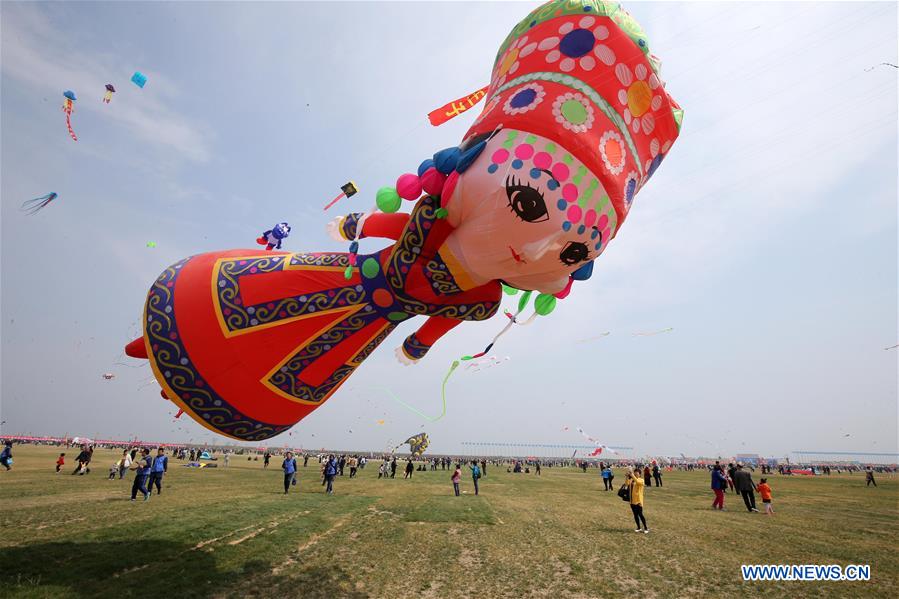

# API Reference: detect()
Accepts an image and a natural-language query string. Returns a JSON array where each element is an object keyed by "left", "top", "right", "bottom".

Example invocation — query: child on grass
[
  {"left": 109, "top": 463, "right": 118, "bottom": 479},
  {"left": 757, "top": 478, "right": 774, "bottom": 515},
  {"left": 56, "top": 453, "right": 65, "bottom": 473},
  {"left": 452, "top": 464, "right": 462, "bottom": 497}
]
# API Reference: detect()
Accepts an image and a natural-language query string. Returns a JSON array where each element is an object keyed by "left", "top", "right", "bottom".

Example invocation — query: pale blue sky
[{"left": 1, "top": 1, "right": 896, "bottom": 458}]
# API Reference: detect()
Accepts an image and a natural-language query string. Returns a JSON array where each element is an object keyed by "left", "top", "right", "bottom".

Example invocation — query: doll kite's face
[{"left": 446, "top": 130, "right": 616, "bottom": 294}]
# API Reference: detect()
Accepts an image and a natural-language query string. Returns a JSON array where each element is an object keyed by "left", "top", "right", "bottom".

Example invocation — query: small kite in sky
[
  {"left": 256, "top": 222, "right": 291, "bottom": 250},
  {"left": 101, "top": 373, "right": 115, "bottom": 380},
  {"left": 633, "top": 327, "right": 674, "bottom": 337},
  {"left": 103, "top": 84, "right": 116, "bottom": 104},
  {"left": 21, "top": 192, "right": 58, "bottom": 215},
  {"left": 62, "top": 90, "right": 77, "bottom": 141},
  {"left": 323, "top": 181, "right": 359, "bottom": 211},
  {"left": 131, "top": 72, "right": 147, "bottom": 88},
  {"left": 577, "top": 332, "right": 611, "bottom": 343},
  {"left": 146, "top": 241, "right": 157, "bottom": 248}
]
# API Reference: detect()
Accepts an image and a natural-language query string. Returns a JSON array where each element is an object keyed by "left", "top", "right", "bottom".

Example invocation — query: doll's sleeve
[
  {"left": 399, "top": 316, "right": 462, "bottom": 362},
  {"left": 333, "top": 212, "right": 411, "bottom": 241}
]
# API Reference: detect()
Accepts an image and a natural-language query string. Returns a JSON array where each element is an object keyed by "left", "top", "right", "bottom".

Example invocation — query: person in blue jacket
[
  {"left": 324, "top": 455, "right": 337, "bottom": 495},
  {"left": 282, "top": 452, "right": 298, "bottom": 494},
  {"left": 469, "top": 460, "right": 481, "bottom": 496},
  {"left": 0, "top": 442, "right": 12, "bottom": 471},
  {"left": 711, "top": 464, "right": 727, "bottom": 510},
  {"left": 148, "top": 448, "right": 168, "bottom": 495},
  {"left": 131, "top": 448, "right": 152, "bottom": 501}
]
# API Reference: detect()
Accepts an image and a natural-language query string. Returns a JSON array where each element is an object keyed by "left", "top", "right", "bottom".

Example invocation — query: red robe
[{"left": 127, "top": 196, "right": 500, "bottom": 440}]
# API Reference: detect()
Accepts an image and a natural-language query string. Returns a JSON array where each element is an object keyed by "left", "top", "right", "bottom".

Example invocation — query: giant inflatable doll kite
[{"left": 125, "top": 0, "right": 682, "bottom": 440}]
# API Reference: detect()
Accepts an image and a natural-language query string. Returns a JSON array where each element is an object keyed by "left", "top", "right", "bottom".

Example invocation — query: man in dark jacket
[
  {"left": 71, "top": 445, "right": 91, "bottom": 475},
  {"left": 131, "top": 448, "right": 152, "bottom": 501},
  {"left": 324, "top": 455, "right": 337, "bottom": 494},
  {"left": 148, "top": 448, "right": 168, "bottom": 495},
  {"left": 733, "top": 463, "right": 758, "bottom": 512},
  {"left": 652, "top": 463, "right": 663, "bottom": 487}
]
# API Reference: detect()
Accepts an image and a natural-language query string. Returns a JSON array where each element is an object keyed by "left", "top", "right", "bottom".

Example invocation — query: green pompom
[
  {"left": 343, "top": 265, "right": 353, "bottom": 280},
  {"left": 501, "top": 284, "right": 519, "bottom": 296},
  {"left": 434, "top": 207, "right": 448, "bottom": 219},
  {"left": 534, "top": 293, "right": 557, "bottom": 316},
  {"left": 376, "top": 187, "right": 402, "bottom": 213}
]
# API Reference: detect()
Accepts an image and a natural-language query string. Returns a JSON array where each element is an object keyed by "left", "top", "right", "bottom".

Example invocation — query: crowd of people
[{"left": 0, "top": 437, "right": 893, "bottom": 533}]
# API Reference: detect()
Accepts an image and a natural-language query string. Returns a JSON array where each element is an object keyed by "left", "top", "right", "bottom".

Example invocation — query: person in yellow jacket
[{"left": 627, "top": 467, "right": 649, "bottom": 534}]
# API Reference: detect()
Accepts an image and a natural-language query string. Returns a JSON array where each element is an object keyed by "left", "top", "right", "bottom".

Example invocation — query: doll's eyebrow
[{"left": 539, "top": 169, "right": 559, "bottom": 185}]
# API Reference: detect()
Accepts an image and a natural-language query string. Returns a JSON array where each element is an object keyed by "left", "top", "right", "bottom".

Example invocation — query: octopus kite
[
  {"left": 21, "top": 192, "right": 58, "bottom": 215},
  {"left": 62, "top": 90, "right": 77, "bottom": 141},
  {"left": 125, "top": 0, "right": 682, "bottom": 441}
]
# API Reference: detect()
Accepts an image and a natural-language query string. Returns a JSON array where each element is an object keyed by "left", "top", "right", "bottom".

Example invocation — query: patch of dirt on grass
[{"left": 271, "top": 516, "right": 350, "bottom": 575}]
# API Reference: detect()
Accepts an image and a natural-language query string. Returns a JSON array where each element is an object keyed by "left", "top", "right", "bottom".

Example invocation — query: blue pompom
[
  {"left": 455, "top": 140, "right": 487, "bottom": 174},
  {"left": 349, "top": 241, "right": 359, "bottom": 253},
  {"left": 571, "top": 261, "right": 594, "bottom": 281},
  {"left": 417, "top": 159, "right": 435, "bottom": 177},
  {"left": 434, "top": 147, "right": 461, "bottom": 174}
]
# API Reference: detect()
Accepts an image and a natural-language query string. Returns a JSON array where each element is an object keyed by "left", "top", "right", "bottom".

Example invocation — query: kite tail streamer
[
  {"left": 376, "top": 360, "right": 458, "bottom": 422},
  {"left": 65, "top": 112, "right": 77, "bottom": 142}
]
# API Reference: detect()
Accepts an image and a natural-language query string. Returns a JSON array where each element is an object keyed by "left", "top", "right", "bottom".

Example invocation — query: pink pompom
[
  {"left": 420, "top": 167, "right": 446, "bottom": 195},
  {"left": 441, "top": 171, "right": 460, "bottom": 207},
  {"left": 396, "top": 173, "right": 422, "bottom": 200},
  {"left": 348, "top": 254, "right": 357, "bottom": 266}
]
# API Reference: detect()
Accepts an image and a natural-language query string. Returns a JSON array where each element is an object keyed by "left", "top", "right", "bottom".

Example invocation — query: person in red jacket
[{"left": 56, "top": 453, "right": 65, "bottom": 473}]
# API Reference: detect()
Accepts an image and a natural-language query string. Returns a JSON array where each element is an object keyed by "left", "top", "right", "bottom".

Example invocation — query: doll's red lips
[{"left": 508, "top": 246, "right": 525, "bottom": 263}]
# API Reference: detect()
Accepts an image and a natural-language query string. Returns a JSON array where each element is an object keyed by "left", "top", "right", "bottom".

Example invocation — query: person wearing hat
[{"left": 733, "top": 463, "right": 759, "bottom": 512}]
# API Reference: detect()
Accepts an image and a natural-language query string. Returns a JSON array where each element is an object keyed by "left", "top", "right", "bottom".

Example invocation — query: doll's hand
[
  {"left": 326, "top": 217, "right": 347, "bottom": 242},
  {"left": 395, "top": 346, "right": 419, "bottom": 366}
]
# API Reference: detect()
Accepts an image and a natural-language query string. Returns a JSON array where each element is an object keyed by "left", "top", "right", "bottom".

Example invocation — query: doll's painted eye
[
  {"left": 505, "top": 175, "right": 548, "bottom": 223},
  {"left": 559, "top": 241, "right": 589, "bottom": 265}
]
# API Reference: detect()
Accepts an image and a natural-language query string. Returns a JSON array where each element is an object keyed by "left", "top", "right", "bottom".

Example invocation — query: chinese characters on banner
[{"left": 428, "top": 86, "right": 489, "bottom": 126}]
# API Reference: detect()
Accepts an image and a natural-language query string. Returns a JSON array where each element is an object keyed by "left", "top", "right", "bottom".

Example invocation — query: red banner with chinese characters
[{"left": 427, "top": 85, "right": 489, "bottom": 126}]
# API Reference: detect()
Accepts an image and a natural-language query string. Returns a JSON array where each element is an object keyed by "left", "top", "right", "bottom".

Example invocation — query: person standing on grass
[
  {"left": 601, "top": 465, "right": 612, "bottom": 490},
  {"left": 390, "top": 457, "right": 397, "bottom": 479},
  {"left": 404, "top": 459, "right": 414, "bottom": 479},
  {"left": 626, "top": 467, "right": 648, "bottom": 533},
  {"left": 756, "top": 478, "right": 774, "bottom": 515},
  {"left": 643, "top": 465, "right": 651, "bottom": 487},
  {"left": 481, "top": 459, "right": 487, "bottom": 478},
  {"left": 119, "top": 449, "right": 131, "bottom": 479},
  {"left": 733, "top": 463, "right": 759, "bottom": 512},
  {"left": 130, "top": 448, "right": 152, "bottom": 502},
  {"left": 348, "top": 456, "right": 358, "bottom": 478},
  {"left": 452, "top": 464, "right": 462, "bottom": 496},
  {"left": 303, "top": 454, "right": 309, "bottom": 468},
  {"left": 0, "top": 442, "right": 12, "bottom": 471},
  {"left": 535, "top": 461, "right": 541, "bottom": 476},
  {"left": 865, "top": 467, "right": 877, "bottom": 487},
  {"left": 652, "top": 463, "right": 663, "bottom": 487},
  {"left": 56, "top": 452, "right": 66, "bottom": 473},
  {"left": 711, "top": 464, "right": 727, "bottom": 510},
  {"left": 282, "top": 452, "right": 298, "bottom": 494},
  {"left": 148, "top": 448, "right": 168, "bottom": 495},
  {"left": 324, "top": 455, "right": 337, "bottom": 494},
  {"left": 470, "top": 461, "right": 482, "bottom": 496},
  {"left": 727, "top": 463, "right": 737, "bottom": 491}
]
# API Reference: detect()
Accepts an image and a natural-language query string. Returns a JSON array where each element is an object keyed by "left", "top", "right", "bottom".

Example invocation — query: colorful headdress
[{"left": 464, "top": 0, "right": 682, "bottom": 239}]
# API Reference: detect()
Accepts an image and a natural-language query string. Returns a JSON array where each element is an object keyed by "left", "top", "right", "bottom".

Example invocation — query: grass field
[{"left": 1, "top": 446, "right": 896, "bottom": 598}]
